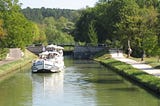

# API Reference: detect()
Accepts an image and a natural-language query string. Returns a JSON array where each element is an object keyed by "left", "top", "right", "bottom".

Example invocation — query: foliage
[
  {"left": 88, "top": 21, "right": 98, "bottom": 45},
  {"left": 135, "top": 0, "right": 160, "bottom": 8},
  {"left": 43, "top": 17, "right": 74, "bottom": 44},
  {"left": 21, "top": 7, "right": 80, "bottom": 23},
  {"left": 32, "top": 24, "right": 47, "bottom": 44},
  {"left": 1, "top": 0, "right": 160, "bottom": 59},
  {"left": 74, "top": 8, "right": 97, "bottom": 42},
  {"left": 74, "top": 0, "right": 160, "bottom": 58},
  {"left": 0, "top": 48, "right": 9, "bottom": 60},
  {"left": 2, "top": 11, "right": 39, "bottom": 49},
  {"left": 22, "top": 8, "right": 76, "bottom": 45},
  {"left": 0, "top": 0, "right": 44, "bottom": 49},
  {"left": 0, "top": 19, "right": 5, "bottom": 38},
  {"left": 113, "top": 0, "right": 139, "bottom": 48}
]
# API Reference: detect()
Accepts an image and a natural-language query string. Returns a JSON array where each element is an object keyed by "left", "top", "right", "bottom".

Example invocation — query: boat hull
[
  {"left": 32, "top": 69, "right": 62, "bottom": 73},
  {"left": 31, "top": 59, "right": 64, "bottom": 73}
]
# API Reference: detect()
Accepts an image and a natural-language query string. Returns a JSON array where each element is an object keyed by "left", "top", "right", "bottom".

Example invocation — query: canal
[{"left": 0, "top": 57, "right": 160, "bottom": 106}]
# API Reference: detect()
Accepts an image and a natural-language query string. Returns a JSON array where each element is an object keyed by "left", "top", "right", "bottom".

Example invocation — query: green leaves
[
  {"left": 43, "top": 16, "right": 74, "bottom": 44},
  {"left": 0, "top": 0, "right": 44, "bottom": 49},
  {"left": 0, "top": 19, "right": 5, "bottom": 38},
  {"left": 75, "top": 0, "right": 160, "bottom": 58},
  {"left": 88, "top": 21, "right": 98, "bottom": 45},
  {"left": 2, "top": 11, "right": 35, "bottom": 48}
]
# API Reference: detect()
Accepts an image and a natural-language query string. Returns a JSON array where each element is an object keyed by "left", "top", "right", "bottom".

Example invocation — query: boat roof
[
  {"left": 46, "top": 44, "right": 64, "bottom": 50},
  {"left": 48, "top": 51, "right": 60, "bottom": 55},
  {"left": 56, "top": 46, "right": 64, "bottom": 50},
  {"left": 46, "top": 44, "right": 57, "bottom": 48},
  {"left": 39, "top": 51, "right": 60, "bottom": 56},
  {"left": 39, "top": 51, "right": 49, "bottom": 55}
]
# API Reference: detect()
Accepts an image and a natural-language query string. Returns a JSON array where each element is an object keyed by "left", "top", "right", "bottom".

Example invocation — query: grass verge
[
  {"left": 94, "top": 52, "right": 160, "bottom": 95},
  {"left": 121, "top": 53, "right": 160, "bottom": 69},
  {"left": 0, "top": 49, "right": 37, "bottom": 77}
]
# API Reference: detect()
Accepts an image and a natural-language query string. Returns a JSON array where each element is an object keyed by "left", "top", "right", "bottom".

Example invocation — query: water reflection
[
  {"left": 31, "top": 72, "right": 64, "bottom": 106},
  {"left": 65, "top": 59, "right": 160, "bottom": 106},
  {"left": 0, "top": 69, "right": 32, "bottom": 106},
  {"left": 63, "top": 66, "right": 97, "bottom": 106},
  {"left": 0, "top": 59, "right": 160, "bottom": 106}
]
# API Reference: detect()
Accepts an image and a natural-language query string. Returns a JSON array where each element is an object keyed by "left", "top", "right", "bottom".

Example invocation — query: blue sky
[{"left": 19, "top": 0, "right": 98, "bottom": 9}]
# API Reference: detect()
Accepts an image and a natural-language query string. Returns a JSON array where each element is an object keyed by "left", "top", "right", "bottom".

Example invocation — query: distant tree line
[
  {"left": 73, "top": 0, "right": 160, "bottom": 58},
  {"left": 21, "top": 7, "right": 80, "bottom": 45},
  {"left": 21, "top": 7, "right": 80, "bottom": 23}
]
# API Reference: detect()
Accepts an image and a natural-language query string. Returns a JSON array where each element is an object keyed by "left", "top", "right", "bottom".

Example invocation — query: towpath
[
  {"left": 0, "top": 48, "right": 23, "bottom": 66},
  {"left": 109, "top": 49, "right": 160, "bottom": 77}
]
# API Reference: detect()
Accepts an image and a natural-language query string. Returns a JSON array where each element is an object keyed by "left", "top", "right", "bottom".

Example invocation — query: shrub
[{"left": 0, "top": 48, "right": 9, "bottom": 60}]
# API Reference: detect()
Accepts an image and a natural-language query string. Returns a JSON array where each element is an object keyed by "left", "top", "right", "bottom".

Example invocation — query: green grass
[
  {"left": 95, "top": 52, "right": 160, "bottom": 94},
  {"left": 128, "top": 55, "right": 160, "bottom": 69},
  {"left": 0, "top": 49, "right": 37, "bottom": 75}
]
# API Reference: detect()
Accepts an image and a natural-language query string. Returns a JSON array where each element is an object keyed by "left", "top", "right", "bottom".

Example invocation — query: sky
[{"left": 19, "top": 0, "right": 99, "bottom": 10}]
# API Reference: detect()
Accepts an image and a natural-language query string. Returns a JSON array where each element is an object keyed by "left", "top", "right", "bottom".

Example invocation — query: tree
[
  {"left": 43, "top": 16, "right": 74, "bottom": 44},
  {"left": 136, "top": 7, "right": 158, "bottom": 58},
  {"left": 0, "top": 19, "right": 5, "bottom": 47},
  {"left": 88, "top": 21, "right": 98, "bottom": 45},
  {"left": 135, "top": 0, "right": 160, "bottom": 8},
  {"left": 2, "top": 11, "right": 40, "bottom": 49},
  {"left": 110, "top": 0, "right": 140, "bottom": 50},
  {"left": 22, "top": 7, "right": 80, "bottom": 23},
  {"left": 0, "top": 0, "right": 43, "bottom": 49},
  {"left": 93, "top": 2, "right": 111, "bottom": 43},
  {"left": 0, "top": 0, "right": 21, "bottom": 12},
  {"left": 33, "top": 24, "right": 47, "bottom": 44},
  {"left": 98, "top": 0, "right": 112, "bottom": 3},
  {"left": 43, "top": 17, "right": 56, "bottom": 29},
  {"left": 74, "top": 8, "right": 97, "bottom": 43},
  {"left": 0, "top": 19, "right": 5, "bottom": 38}
]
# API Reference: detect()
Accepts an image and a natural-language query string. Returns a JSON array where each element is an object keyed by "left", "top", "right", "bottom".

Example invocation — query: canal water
[{"left": 0, "top": 57, "right": 160, "bottom": 106}]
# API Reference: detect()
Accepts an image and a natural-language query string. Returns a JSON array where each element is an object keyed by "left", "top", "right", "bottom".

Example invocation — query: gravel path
[
  {"left": 110, "top": 49, "right": 160, "bottom": 77},
  {"left": 0, "top": 48, "right": 23, "bottom": 66}
]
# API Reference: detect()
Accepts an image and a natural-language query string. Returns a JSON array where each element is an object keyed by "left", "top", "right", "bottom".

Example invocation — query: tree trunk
[
  {"left": 158, "top": 56, "right": 160, "bottom": 62},
  {"left": 128, "top": 39, "right": 131, "bottom": 48}
]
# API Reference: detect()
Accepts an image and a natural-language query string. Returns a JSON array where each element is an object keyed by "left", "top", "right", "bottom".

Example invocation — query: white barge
[{"left": 32, "top": 44, "right": 64, "bottom": 73}]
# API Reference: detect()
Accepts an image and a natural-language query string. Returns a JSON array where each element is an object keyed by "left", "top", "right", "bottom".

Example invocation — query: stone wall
[
  {"left": 27, "top": 45, "right": 107, "bottom": 59},
  {"left": 73, "top": 46, "right": 107, "bottom": 59}
]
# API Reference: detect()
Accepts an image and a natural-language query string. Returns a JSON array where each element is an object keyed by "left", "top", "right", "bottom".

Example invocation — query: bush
[{"left": 0, "top": 48, "right": 9, "bottom": 60}]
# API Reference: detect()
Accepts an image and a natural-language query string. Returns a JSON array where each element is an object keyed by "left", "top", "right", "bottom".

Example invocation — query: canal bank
[
  {"left": 0, "top": 49, "right": 37, "bottom": 79},
  {"left": 94, "top": 50, "right": 160, "bottom": 95}
]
